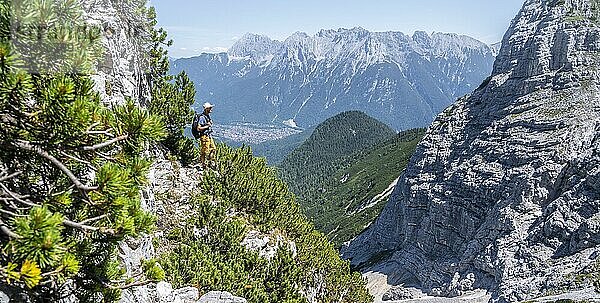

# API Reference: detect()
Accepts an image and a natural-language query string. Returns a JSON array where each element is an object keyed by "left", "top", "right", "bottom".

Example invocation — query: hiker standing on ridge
[{"left": 195, "top": 102, "right": 216, "bottom": 169}]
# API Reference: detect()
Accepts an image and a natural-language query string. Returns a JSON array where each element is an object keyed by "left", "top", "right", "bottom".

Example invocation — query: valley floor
[{"left": 364, "top": 271, "right": 600, "bottom": 303}]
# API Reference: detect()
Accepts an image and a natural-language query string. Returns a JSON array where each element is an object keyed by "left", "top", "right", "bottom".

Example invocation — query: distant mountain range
[{"left": 171, "top": 28, "right": 497, "bottom": 130}]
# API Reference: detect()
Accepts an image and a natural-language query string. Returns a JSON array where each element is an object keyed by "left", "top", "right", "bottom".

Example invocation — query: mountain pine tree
[
  {"left": 0, "top": 0, "right": 165, "bottom": 301},
  {"left": 145, "top": 6, "right": 198, "bottom": 166},
  {"left": 159, "top": 144, "right": 373, "bottom": 303}
]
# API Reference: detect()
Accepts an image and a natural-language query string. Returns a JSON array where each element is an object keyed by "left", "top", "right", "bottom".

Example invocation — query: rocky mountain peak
[
  {"left": 342, "top": 0, "right": 600, "bottom": 301},
  {"left": 428, "top": 32, "right": 494, "bottom": 59},
  {"left": 412, "top": 30, "right": 432, "bottom": 47},
  {"left": 283, "top": 31, "right": 314, "bottom": 48},
  {"left": 228, "top": 33, "right": 282, "bottom": 62},
  {"left": 493, "top": 0, "right": 599, "bottom": 80},
  {"left": 338, "top": 26, "right": 371, "bottom": 38}
]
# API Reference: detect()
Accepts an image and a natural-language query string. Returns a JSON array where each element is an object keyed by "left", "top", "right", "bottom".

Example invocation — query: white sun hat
[{"left": 203, "top": 102, "right": 214, "bottom": 109}]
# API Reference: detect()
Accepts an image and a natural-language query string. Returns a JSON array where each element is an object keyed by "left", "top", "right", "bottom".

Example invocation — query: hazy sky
[{"left": 150, "top": 0, "right": 525, "bottom": 58}]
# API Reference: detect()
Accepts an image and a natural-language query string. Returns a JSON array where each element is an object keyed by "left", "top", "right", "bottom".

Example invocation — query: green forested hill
[
  {"left": 279, "top": 111, "right": 397, "bottom": 195},
  {"left": 279, "top": 111, "right": 425, "bottom": 246}
]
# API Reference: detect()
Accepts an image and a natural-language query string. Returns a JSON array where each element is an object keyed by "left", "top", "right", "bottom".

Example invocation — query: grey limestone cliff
[
  {"left": 342, "top": 0, "right": 600, "bottom": 302},
  {"left": 82, "top": 0, "right": 151, "bottom": 106}
]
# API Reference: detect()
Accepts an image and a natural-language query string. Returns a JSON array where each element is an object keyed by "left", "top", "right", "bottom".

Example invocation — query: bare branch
[
  {"left": 87, "top": 130, "right": 115, "bottom": 137},
  {"left": 96, "top": 152, "right": 116, "bottom": 161},
  {"left": 79, "top": 214, "right": 108, "bottom": 225},
  {"left": 0, "top": 208, "right": 27, "bottom": 217},
  {"left": 13, "top": 140, "right": 98, "bottom": 192},
  {"left": 0, "top": 183, "right": 40, "bottom": 208},
  {"left": 85, "top": 122, "right": 101, "bottom": 133},
  {"left": 0, "top": 171, "right": 23, "bottom": 182},
  {"left": 24, "top": 110, "right": 41, "bottom": 118},
  {"left": 0, "top": 197, "right": 28, "bottom": 211},
  {"left": 58, "top": 151, "right": 94, "bottom": 170},
  {"left": 62, "top": 219, "right": 99, "bottom": 232},
  {"left": 62, "top": 219, "right": 116, "bottom": 235},
  {"left": 82, "top": 135, "right": 128, "bottom": 151},
  {"left": 41, "top": 265, "right": 68, "bottom": 278},
  {"left": 50, "top": 185, "right": 75, "bottom": 197},
  {"left": 0, "top": 218, "right": 21, "bottom": 239}
]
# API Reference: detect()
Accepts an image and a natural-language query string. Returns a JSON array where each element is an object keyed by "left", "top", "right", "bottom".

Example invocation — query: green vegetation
[
  {"left": 319, "top": 129, "right": 425, "bottom": 245},
  {"left": 279, "top": 111, "right": 397, "bottom": 196},
  {"left": 158, "top": 145, "right": 373, "bottom": 303},
  {"left": 278, "top": 111, "right": 425, "bottom": 246},
  {"left": 145, "top": 6, "right": 198, "bottom": 166},
  {"left": 0, "top": 1, "right": 391, "bottom": 302},
  {"left": 0, "top": 0, "right": 165, "bottom": 301},
  {"left": 566, "top": 14, "right": 585, "bottom": 23}
]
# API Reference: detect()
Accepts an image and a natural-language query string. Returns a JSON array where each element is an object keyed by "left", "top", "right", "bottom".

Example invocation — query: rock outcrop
[
  {"left": 343, "top": 0, "right": 600, "bottom": 302},
  {"left": 82, "top": 0, "right": 151, "bottom": 106}
]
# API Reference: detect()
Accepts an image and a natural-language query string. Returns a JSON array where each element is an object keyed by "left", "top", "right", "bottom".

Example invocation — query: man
[{"left": 196, "top": 102, "right": 216, "bottom": 169}]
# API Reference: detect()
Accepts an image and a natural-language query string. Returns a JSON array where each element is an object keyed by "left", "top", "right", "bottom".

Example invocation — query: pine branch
[{"left": 13, "top": 140, "right": 98, "bottom": 192}]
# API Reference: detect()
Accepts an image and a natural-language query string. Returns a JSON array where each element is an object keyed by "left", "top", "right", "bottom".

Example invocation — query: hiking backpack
[{"left": 191, "top": 112, "right": 201, "bottom": 139}]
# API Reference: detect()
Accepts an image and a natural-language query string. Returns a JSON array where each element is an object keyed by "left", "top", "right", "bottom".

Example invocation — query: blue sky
[{"left": 150, "top": 0, "right": 525, "bottom": 58}]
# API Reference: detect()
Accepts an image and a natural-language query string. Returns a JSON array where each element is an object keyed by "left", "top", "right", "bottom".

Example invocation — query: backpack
[{"left": 191, "top": 112, "right": 201, "bottom": 139}]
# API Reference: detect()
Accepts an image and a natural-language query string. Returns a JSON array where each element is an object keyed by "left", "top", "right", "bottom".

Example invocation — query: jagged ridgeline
[
  {"left": 278, "top": 111, "right": 425, "bottom": 246},
  {"left": 171, "top": 28, "right": 496, "bottom": 130}
]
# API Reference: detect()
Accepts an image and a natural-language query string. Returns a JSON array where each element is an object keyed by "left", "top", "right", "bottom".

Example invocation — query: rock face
[
  {"left": 119, "top": 152, "right": 204, "bottom": 303},
  {"left": 241, "top": 230, "right": 298, "bottom": 259},
  {"left": 343, "top": 0, "right": 600, "bottom": 302},
  {"left": 198, "top": 292, "right": 247, "bottom": 303},
  {"left": 171, "top": 29, "right": 495, "bottom": 130},
  {"left": 81, "top": 0, "right": 151, "bottom": 106}
]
